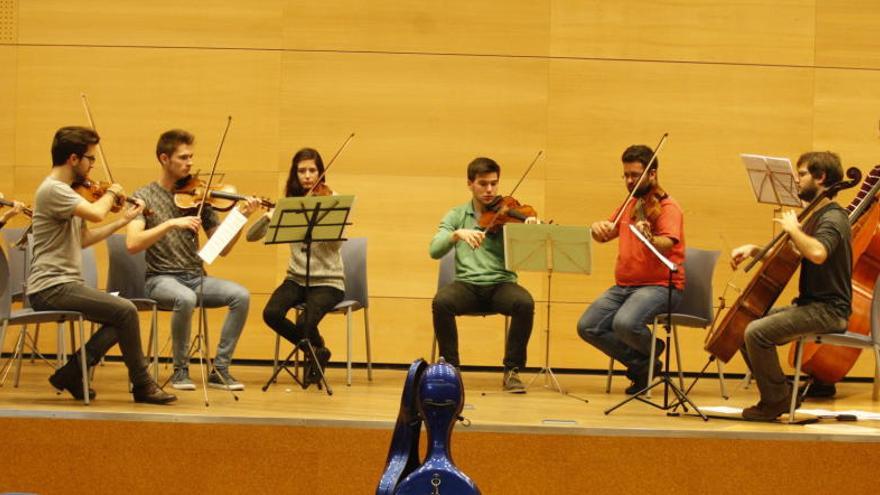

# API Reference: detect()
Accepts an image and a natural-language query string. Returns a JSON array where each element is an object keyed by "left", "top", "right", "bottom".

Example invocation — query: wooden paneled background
[{"left": 2, "top": 1, "right": 880, "bottom": 378}]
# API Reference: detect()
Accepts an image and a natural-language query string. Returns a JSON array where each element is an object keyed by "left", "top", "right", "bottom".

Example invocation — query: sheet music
[
  {"left": 629, "top": 224, "right": 677, "bottom": 272},
  {"left": 740, "top": 153, "right": 801, "bottom": 207},
  {"left": 198, "top": 208, "right": 248, "bottom": 265}
]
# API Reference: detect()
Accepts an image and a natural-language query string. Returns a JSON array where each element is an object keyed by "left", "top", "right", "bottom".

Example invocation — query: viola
[
  {"left": 394, "top": 359, "right": 480, "bottom": 495},
  {"left": 172, "top": 175, "right": 274, "bottom": 212},
  {"left": 376, "top": 359, "right": 429, "bottom": 495},
  {"left": 477, "top": 195, "right": 538, "bottom": 234},
  {"left": 0, "top": 197, "right": 33, "bottom": 218},
  {"left": 704, "top": 167, "right": 862, "bottom": 362},
  {"left": 787, "top": 166, "right": 880, "bottom": 382},
  {"left": 72, "top": 178, "right": 152, "bottom": 216}
]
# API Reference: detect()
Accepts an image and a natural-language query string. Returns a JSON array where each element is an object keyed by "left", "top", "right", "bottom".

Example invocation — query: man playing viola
[
  {"left": 578, "top": 144, "right": 685, "bottom": 395},
  {"left": 29, "top": 126, "right": 175, "bottom": 404},
  {"left": 126, "top": 129, "right": 260, "bottom": 391},
  {"left": 429, "top": 157, "right": 536, "bottom": 393},
  {"left": 731, "top": 151, "right": 851, "bottom": 421}
]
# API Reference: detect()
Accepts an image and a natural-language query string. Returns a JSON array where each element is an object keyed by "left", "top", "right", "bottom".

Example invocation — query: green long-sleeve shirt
[{"left": 429, "top": 200, "right": 517, "bottom": 286}]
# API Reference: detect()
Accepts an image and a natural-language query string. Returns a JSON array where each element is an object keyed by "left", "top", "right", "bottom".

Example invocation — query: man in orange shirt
[{"left": 577, "top": 145, "right": 686, "bottom": 394}]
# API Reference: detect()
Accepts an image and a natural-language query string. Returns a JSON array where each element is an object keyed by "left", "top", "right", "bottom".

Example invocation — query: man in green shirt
[{"left": 429, "top": 157, "right": 536, "bottom": 392}]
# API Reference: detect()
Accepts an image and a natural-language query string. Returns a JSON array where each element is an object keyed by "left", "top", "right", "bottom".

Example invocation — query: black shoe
[
  {"left": 624, "top": 360, "right": 663, "bottom": 396},
  {"left": 304, "top": 347, "right": 331, "bottom": 387},
  {"left": 801, "top": 380, "right": 837, "bottom": 399},
  {"left": 49, "top": 359, "right": 96, "bottom": 401},
  {"left": 132, "top": 380, "right": 177, "bottom": 405}
]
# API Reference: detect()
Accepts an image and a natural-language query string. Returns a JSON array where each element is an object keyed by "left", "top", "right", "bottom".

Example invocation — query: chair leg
[
  {"left": 272, "top": 334, "right": 281, "bottom": 384},
  {"left": 672, "top": 325, "right": 685, "bottom": 391},
  {"left": 364, "top": 307, "right": 372, "bottom": 382},
  {"left": 56, "top": 322, "right": 65, "bottom": 366},
  {"left": 150, "top": 308, "right": 159, "bottom": 382},
  {"left": 77, "top": 318, "right": 90, "bottom": 405},
  {"left": 647, "top": 321, "right": 658, "bottom": 399},
  {"left": 346, "top": 308, "right": 353, "bottom": 386},
  {"left": 788, "top": 339, "right": 805, "bottom": 423},
  {"left": 11, "top": 326, "right": 27, "bottom": 387},
  {"left": 873, "top": 346, "right": 880, "bottom": 401},
  {"left": 605, "top": 357, "right": 614, "bottom": 393},
  {"left": 431, "top": 337, "right": 437, "bottom": 363},
  {"left": 30, "top": 324, "right": 39, "bottom": 363}
]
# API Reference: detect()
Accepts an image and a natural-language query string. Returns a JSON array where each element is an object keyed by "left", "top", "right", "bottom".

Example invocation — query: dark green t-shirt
[{"left": 797, "top": 202, "right": 852, "bottom": 319}]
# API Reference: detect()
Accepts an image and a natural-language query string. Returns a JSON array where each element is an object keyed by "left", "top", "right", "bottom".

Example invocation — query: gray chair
[
  {"left": 0, "top": 247, "right": 91, "bottom": 404},
  {"left": 271, "top": 237, "right": 373, "bottom": 386},
  {"left": 0, "top": 228, "right": 29, "bottom": 303},
  {"left": 430, "top": 250, "right": 509, "bottom": 362},
  {"left": 788, "top": 273, "right": 880, "bottom": 422},
  {"left": 607, "top": 248, "right": 725, "bottom": 398},
  {"left": 106, "top": 234, "right": 161, "bottom": 381}
]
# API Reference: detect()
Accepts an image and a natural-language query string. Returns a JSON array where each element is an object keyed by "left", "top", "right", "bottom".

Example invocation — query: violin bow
[
  {"left": 610, "top": 132, "right": 668, "bottom": 229},
  {"left": 196, "top": 116, "right": 233, "bottom": 219},
  {"left": 482, "top": 150, "right": 544, "bottom": 229},
  {"left": 80, "top": 93, "right": 116, "bottom": 183},
  {"left": 306, "top": 132, "right": 355, "bottom": 196}
]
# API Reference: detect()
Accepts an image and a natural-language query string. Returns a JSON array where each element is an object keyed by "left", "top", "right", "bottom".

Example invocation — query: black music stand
[
  {"left": 605, "top": 224, "right": 708, "bottom": 420},
  {"left": 261, "top": 195, "right": 354, "bottom": 396}
]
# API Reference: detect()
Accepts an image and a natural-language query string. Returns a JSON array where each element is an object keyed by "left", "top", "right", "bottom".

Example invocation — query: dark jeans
[
  {"left": 30, "top": 282, "right": 150, "bottom": 386},
  {"left": 577, "top": 284, "right": 683, "bottom": 376},
  {"left": 262, "top": 279, "right": 344, "bottom": 348},
  {"left": 432, "top": 281, "right": 534, "bottom": 369},
  {"left": 742, "top": 304, "right": 847, "bottom": 403}
]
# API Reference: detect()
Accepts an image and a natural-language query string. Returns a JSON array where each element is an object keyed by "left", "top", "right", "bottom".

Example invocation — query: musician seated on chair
[
  {"left": 28, "top": 126, "right": 174, "bottom": 404},
  {"left": 429, "top": 157, "right": 537, "bottom": 393},
  {"left": 731, "top": 151, "right": 852, "bottom": 421},
  {"left": 249, "top": 148, "right": 343, "bottom": 387},
  {"left": 577, "top": 144, "right": 685, "bottom": 395},
  {"left": 0, "top": 193, "right": 26, "bottom": 229},
  {"left": 126, "top": 129, "right": 260, "bottom": 392}
]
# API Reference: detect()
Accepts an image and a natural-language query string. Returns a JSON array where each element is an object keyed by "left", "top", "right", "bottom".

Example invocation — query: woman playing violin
[
  {"left": 577, "top": 144, "right": 685, "bottom": 395},
  {"left": 0, "top": 193, "right": 28, "bottom": 229},
  {"left": 126, "top": 129, "right": 260, "bottom": 392},
  {"left": 27, "top": 126, "right": 173, "bottom": 404},
  {"left": 428, "top": 157, "right": 537, "bottom": 393},
  {"left": 253, "top": 147, "right": 342, "bottom": 387}
]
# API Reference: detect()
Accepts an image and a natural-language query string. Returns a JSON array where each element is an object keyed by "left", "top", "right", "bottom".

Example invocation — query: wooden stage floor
[{"left": 2, "top": 360, "right": 879, "bottom": 442}]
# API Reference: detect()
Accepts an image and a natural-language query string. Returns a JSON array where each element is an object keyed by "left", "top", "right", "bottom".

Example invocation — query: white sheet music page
[{"left": 198, "top": 208, "right": 248, "bottom": 265}]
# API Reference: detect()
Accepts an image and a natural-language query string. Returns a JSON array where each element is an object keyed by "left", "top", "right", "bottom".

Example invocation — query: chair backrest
[
  {"left": 438, "top": 250, "right": 455, "bottom": 289},
  {"left": 871, "top": 273, "right": 880, "bottom": 347},
  {"left": 1, "top": 228, "right": 29, "bottom": 300},
  {"left": 341, "top": 237, "right": 368, "bottom": 308},
  {"left": 0, "top": 247, "right": 12, "bottom": 320},
  {"left": 106, "top": 234, "right": 148, "bottom": 298},
  {"left": 82, "top": 245, "right": 98, "bottom": 289},
  {"left": 674, "top": 247, "right": 721, "bottom": 325}
]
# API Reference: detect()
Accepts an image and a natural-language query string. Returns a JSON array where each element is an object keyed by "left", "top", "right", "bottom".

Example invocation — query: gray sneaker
[
  {"left": 208, "top": 368, "right": 245, "bottom": 391},
  {"left": 502, "top": 367, "right": 526, "bottom": 394},
  {"left": 170, "top": 367, "right": 196, "bottom": 391}
]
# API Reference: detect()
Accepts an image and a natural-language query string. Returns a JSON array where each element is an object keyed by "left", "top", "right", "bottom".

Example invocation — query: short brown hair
[
  {"left": 156, "top": 129, "right": 194, "bottom": 162},
  {"left": 797, "top": 151, "right": 843, "bottom": 189},
  {"left": 51, "top": 126, "right": 99, "bottom": 166},
  {"left": 467, "top": 157, "right": 500, "bottom": 181}
]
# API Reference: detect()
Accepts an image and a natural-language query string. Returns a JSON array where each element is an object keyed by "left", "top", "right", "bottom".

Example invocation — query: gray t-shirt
[
  {"left": 27, "top": 177, "right": 85, "bottom": 294},
  {"left": 133, "top": 181, "right": 219, "bottom": 277}
]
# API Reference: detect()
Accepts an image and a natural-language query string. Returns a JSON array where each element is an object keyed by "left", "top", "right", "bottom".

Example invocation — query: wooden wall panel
[
  {"left": 813, "top": 68, "right": 880, "bottom": 168},
  {"left": 13, "top": 46, "right": 281, "bottom": 172},
  {"left": 280, "top": 51, "right": 548, "bottom": 178},
  {"left": 816, "top": 0, "right": 880, "bottom": 69},
  {"left": 550, "top": 0, "right": 816, "bottom": 66},
  {"left": 282, "top": 0, "right": 550, "bottom": 56},
  {"left": 17, "top": 0, "right": 283, "bottom": 49}
]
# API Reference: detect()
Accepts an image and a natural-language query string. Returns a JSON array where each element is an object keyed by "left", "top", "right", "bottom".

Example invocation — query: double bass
[
  {"left": 788, "top": 167, "right": 880, "bottom": 382},
  {"left": 705, "top": 167, "right": 862, "bottom": 362}
]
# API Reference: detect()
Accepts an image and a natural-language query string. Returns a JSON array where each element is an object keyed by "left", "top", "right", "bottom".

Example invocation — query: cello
[
  {"left": 787, "top": 167, "right": 880, "bottom": 382},
  {"left": 705, "top": 167, "right": 862, "bottom": 362}
]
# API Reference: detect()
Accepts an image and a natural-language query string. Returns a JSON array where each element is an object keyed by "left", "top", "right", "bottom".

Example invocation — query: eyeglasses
[{"left": 81, "top": 154, "right": 97, "bottom": 164}]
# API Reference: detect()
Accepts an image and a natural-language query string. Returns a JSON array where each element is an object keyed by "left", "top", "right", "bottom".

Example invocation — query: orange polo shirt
[{"left": 610, "top": 196, "right": 686, "bottom": 290}]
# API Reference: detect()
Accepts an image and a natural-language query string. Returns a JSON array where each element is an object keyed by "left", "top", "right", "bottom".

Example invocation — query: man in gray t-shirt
[
  {"left": 127, "top": 129, "right": 260, "bottom": 392},
  {"left": 27, "top": 126, "right": 175, "bottom": 405}
]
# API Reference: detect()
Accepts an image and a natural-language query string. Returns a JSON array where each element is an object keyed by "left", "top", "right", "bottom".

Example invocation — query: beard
[
  {"left": 631, "top": 182, "right": 652, "bottom": 198},
  {"left": 798, "top": 185, "right": 818, "bottom": 202}
]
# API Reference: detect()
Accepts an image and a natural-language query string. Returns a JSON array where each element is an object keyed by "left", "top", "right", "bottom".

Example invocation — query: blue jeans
[
  {"left": 577, "top": 285, "right": 682, "bottom": 375},
  {"left": 145, "top": 273, "right": 250, "bottom": 370}
]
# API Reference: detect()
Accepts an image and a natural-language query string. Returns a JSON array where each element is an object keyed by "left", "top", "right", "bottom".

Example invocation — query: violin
[
  {"left": 307, "top": 182, "right": 333, "bottom": 197},
  {"left": 72, "top": 178, "right": 152, "bottom": 216},
  {"left": 172, "top": 174, "right": 274, "bottom": 212},
  {"left": 0, "top": 197, "right": 33, "bottom": 218},
  {"left": 477, "top": 195, "right": 538, "bottom": 234}
]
